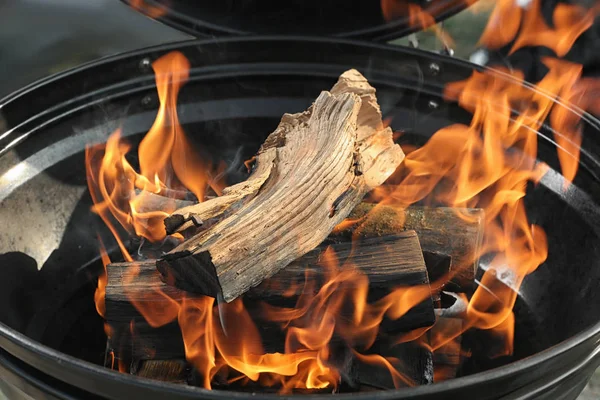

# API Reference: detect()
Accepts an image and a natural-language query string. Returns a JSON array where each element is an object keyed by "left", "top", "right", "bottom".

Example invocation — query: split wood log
[
  {"left": 133, "top": 180, "right": 473, "bottom": 291},
  {"left": 330, "top": 339, "right": 433, "bottom": 390},
  {"left": 159, "top": 201, "right": 479, "bottom": 292},
  {"left": 340, "top": 203, "right": 483, "bottom": 290},
  {"left": 133, "top": 191, "right": 196, "bottom": 215},
  {"left": 157, "top": 69, "right": 404, "bottom": 302},
  {"left": 105, "top": 232, "right": 435, "bottom": 334}
]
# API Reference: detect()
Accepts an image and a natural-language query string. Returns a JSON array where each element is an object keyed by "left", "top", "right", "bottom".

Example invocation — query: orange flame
[
  {"left": 129, "top": 0, "right": 169, "bottom": 18},
  {"left": 94, "top": 238, "right": 111, "bottom": 318},
  {"left": 380, "top": 0, "right": 456, "bottom": 48},
  {"left": 480, "top": 0, "right": 598, "bottom": 56},
  {"left": 88, "top": 0, "right": 599, "bottom": 387},
  {"left": 177, "top": 247, "right": 431, "bottom": 392},
  {"left": 85, "top": 52, "right": 225, "bottom": 245}
]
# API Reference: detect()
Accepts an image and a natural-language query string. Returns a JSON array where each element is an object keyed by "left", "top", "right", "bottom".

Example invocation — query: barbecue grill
[{"left": 1, "top": 2, "right": 600, "bottom": 400}]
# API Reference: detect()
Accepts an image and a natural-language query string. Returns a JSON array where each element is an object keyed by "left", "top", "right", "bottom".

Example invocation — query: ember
[{"left": 84, "top": 0, "right": 600, "bottom": 394}]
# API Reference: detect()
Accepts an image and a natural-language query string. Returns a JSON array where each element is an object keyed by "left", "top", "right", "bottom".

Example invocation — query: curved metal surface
[
  {"left": 0, "top": 37, "right": 599, "bottom": 400},
  {"left": 120, "top": 0, "right": 473, "bottom": 41},
  {"left": 0, "top": 0, "right": 191, "bottom": 98}
]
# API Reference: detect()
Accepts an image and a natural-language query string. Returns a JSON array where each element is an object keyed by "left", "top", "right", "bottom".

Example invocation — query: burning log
[
  {"left": 157, "top": 69, "right": 404, "bottom": 302},
  {"left": 107, "top": 320, "right": 185, "bottom": 361},
  {"left": 248, "top": 232, "right": 431, "bottom": 300},
  {"left": 340, "top": 203, "right": 483, "bottom": 290},
  {"left": 353, "top": 343, "right": 434, "bottom": 389},
  {"left": 158, "top": 200, "right": 479, "bottom": 292},
  {"left": 422, "top": 251, "right": 452, "bottom": 299},
  {"left": 107, "top": 321, "right": 434, "bottom": 390},
  {"left": 105, "top": 232, "right": 436, "bottom": 389},
  {"left": 430, "top": 317, "right": 464, "bottom": 381},
  {"left": 105, "top": 232, "right": 434, "bottom": 333}
]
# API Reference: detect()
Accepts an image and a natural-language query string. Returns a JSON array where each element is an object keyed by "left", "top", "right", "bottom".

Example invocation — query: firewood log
[
  {"left": 341, "top": 203, "right": 483, "bottom": 290},
  {"left": 108, "top": 320, "right": 433, "bottom": 390},
  {"left": 132, "top": 360, "right": 188, "bottom": 383},
  {"left": 157, "top": 69, "right": 404, "bottom": 302},
  {"left": 430, "top": 317, "right": 464, "bottom": 381},
  {"left": 105, "top": 232, "right": 434, "bottom": 334},
  {"left": 131, "top": 181, "right": 477, "bottom": 292},
  {"left": 148, "top": 199, "right": 479, "bottom": 292}
]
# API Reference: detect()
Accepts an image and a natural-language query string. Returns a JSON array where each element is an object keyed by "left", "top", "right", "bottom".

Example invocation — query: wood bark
[{"left": 157, "top": 69, "right": 404, "bottom": 302}]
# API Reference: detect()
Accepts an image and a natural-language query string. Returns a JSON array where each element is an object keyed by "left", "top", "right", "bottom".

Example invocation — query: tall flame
[
  {"left": 87, "top": 0, "right": 600, "bottom": 390},
  {"left": 480, "top": 0, "right": 598, "bottom": 57}
]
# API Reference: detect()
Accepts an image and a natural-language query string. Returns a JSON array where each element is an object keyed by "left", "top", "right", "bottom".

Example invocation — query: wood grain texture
[
  {"left": 132, "top": 360, "right": 188, "bottom": 383},
  {"left": 105, "top": 232, "right": 434, "bottom": 331},
  {"left": 157, "top": 69, "right": 404, "bottom": 302},
  {"left": 341, "top": 203, "right": 484, "bottom": 290}
]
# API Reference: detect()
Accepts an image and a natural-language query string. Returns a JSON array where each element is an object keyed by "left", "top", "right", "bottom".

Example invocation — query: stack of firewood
[{"left": 102, "top": 70, "right": 482, "bottom": 391}]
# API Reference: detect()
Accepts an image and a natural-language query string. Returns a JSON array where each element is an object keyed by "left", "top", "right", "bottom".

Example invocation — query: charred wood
[
  {"left": 132, "top": 360, "right": 189, "bottom": 383},
  {"left": 341, "top": 203, "right": 483, "bottom": 290},
  {"left": 106, "top": 232, "right": 435, "bottom": 334},
  {"left": 430, "top": 317, "right": 464, "bottom": 382}
]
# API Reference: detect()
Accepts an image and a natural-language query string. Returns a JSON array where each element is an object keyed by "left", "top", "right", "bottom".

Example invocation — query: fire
[
  {"left": 129, "top": 0, "right": 169, "bottom": 18},
  {"left": 380, "top": 0, "right": 457, "bottom": 48},
  {"left": 86, "top": 0, "right": 599, "bottom": 391},
  {"left": 480, "top": 0, "right": 598, "bottom": 57},
  {"left": 85, "top": 52, "right": 223, "bottom": 245},
  {"left": 94, "top": 238, "right": 111, "bottom": 318},
  {"left": 177, "top": 247, "right": 432, "bottom": 391}
]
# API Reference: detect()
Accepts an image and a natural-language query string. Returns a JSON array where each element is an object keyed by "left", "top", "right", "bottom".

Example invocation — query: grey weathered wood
[{"left": 157, "top": 69, "right": 404, "bottom": 302}]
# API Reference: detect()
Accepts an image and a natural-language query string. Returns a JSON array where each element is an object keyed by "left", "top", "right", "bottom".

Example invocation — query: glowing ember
[{"left": 86, "top": 0, "right": 600, "bottom": 393}]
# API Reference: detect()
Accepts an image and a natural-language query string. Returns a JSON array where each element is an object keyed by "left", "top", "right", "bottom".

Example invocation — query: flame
[
  {"left": 94, "top": 238, "right": 111, "bottom": 318},
  {"left": 129, "top": 0, "right": 169, "bottom": 18},
  {"left": 480, "top": 0, "right": 598, "bottom": 56},
  {"left": 85, "top": 51, "right": 224, "bottom": 246},
  {"left": 380, "top": 0, "right": 456, "bottom": 48},
  {"left": 87, "top": 0, "right": 599, "bottom": 389},
  {"left": 177, "top": 247, "right": 430, "bottom": 392}
]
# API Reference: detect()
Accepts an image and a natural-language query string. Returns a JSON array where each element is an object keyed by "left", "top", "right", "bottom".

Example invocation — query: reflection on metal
[
  {"left": 0, "top": 151, "right": 85, "bottom": 269},
  {"left": 0, "top": 0, "right": 190, "bottom": 97},
  {"left": 429, "top": 62, "right": 441, "bottom": 75},
  {"left": 407, "top": 33, "right": 420, "bottom": 48},
  {"left": 0, "top": 163, "right": 33, "bottom": 186}
]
